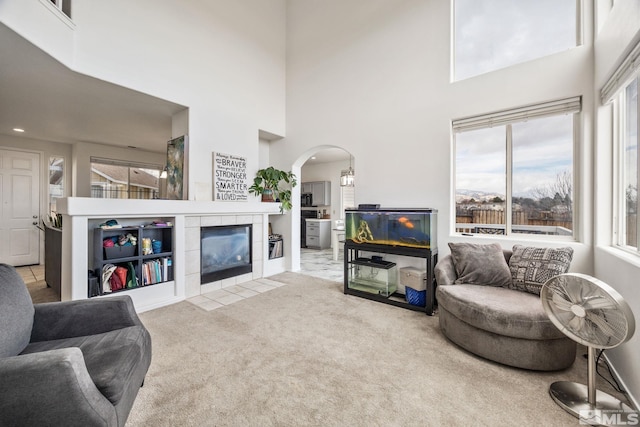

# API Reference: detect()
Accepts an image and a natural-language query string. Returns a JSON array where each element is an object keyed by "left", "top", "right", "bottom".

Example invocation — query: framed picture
[
  {"left": 212, "top": 152, "right": 248, "bottom": 202},
  {"left": 166, "top": 135, "right": 189, "bottom": 200}
]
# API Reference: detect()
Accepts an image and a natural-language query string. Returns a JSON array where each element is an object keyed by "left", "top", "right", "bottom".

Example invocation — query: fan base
[{"left": 550, "top": 381, "right": 635, "bottom": 425}]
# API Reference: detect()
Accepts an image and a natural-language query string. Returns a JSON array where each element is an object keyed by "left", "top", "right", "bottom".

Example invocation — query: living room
[{"left": 1, "top": 0, "right": 640, "bottom": 425}]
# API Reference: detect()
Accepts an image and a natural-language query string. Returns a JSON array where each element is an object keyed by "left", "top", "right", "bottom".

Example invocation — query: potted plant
[{"left": 249, "top": 166, "right": 297, "bottom": 212}]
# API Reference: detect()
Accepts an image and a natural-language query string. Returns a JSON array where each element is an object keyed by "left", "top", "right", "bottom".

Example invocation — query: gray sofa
[
  {"left": 0, "top": 264, "right": 152, "bottom": 426},
  {"left": 435, "top": 245, "right": 576, "bottom": 371}
]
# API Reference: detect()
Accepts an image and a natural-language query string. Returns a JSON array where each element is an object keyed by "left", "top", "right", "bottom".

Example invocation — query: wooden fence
[{"left": 456, "top": 209, "right": 572, "bottom": 234}]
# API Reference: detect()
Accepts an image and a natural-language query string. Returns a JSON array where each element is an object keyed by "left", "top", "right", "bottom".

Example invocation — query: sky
[
  {"left": 453, "top": 0, "right": 577, "bottom": 198},
  {"left": 454, "top": 0, "right": 576, "bottom": 81},
  {"left": 456, "top": 114, "right": 573, "bottom": 197}
]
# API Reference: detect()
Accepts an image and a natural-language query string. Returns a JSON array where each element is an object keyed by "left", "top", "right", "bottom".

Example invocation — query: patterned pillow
[{"left": 508, "top": 245, "right": 574, "bottom": 295}]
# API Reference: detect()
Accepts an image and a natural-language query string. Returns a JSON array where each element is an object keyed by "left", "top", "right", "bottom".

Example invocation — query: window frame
[
  {"left": 604, "top": 38, "right": 640, "bottom": 255},
  {"left": 614, "top": 76, "right": 640, "bottom": 254},
  {"left": 452, "top": 98, "right": 580, "bottom": 240}
]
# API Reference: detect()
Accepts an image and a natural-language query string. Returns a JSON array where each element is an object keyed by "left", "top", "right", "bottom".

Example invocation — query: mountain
[{"left": 456, "top": 189, "right": 505, "bottom": 203}]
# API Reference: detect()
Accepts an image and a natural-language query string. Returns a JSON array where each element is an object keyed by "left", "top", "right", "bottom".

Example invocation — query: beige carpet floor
[{"left": 127, "top": 272, "right": 628, "bottom": 427}]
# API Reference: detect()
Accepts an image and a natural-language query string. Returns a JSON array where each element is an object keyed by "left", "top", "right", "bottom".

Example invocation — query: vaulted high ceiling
[{"left": 0, "top": 23, "right": 186, "bottom": 152}]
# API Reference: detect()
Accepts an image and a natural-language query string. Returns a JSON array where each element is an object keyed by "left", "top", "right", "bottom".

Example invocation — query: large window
[
  {"left": 453, "top": 0, "right": 578, "bottom": 81},
  {"left": 91, "top": 158, "right": 162, "bottom": 200},
  {"left": 453, "top": 98, "right": 579, "bottom": 237},
  {"left": 617, "top": 77, "right": 639, "bottom": 251}
]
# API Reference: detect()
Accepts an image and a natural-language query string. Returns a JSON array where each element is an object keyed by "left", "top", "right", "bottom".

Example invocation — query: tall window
[
  {"left": 618, "top": 77, "right": 639, "bottom": 251},
  {"left": 453, "top": 0, "right": 578, "bottom": 81},
  {"left": 604, "top": 38, "right": 640, "bottom": 253},
  {"left": 453, "top": 98, "right": 579, "bottom": 237},
  {"left": 48, "top": 156, "right": 64, "bottom": 214},
  {"left": 90, "top": 158, "right": 162, "bottom": 200}
]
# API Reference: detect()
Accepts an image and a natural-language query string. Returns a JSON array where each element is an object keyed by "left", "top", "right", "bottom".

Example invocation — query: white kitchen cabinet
[
  {"left": 301, "top": 183, "right": 313, "bottom": 194},
  {"left": 301, "top": 181, "right": 331, "bottom": 206},
  {"left": 305, "top": 219, "right": 331, "bottom": 249}
]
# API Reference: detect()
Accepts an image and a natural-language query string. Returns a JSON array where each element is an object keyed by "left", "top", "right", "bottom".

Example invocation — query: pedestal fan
[{"left": 540, "top": 273, "right": 636, "bottom": 424}]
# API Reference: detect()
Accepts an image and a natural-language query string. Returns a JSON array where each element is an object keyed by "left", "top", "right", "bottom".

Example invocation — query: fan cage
[{"left": 541, "top": 273, "right": 635, "bottom": 349}]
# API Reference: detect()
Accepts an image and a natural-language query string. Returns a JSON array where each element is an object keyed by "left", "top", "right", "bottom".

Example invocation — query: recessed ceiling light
[
  {"left": 13, "top": 128, "right": 25, "bottom": 133},
  {"left": 311, "top": 156, "right": 316, "bottom": 160}
]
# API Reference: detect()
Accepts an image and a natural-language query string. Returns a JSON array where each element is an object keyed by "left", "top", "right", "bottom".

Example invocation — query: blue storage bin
[{"left": 405, "top": 286, "right": 426, "bottom": 307}]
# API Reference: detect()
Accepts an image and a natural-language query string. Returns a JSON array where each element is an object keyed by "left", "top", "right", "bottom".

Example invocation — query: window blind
[
  {"left": 452, "top": 96, "right": 582, "bottom": 133},
  {"left": 601, "top": 39, "right": 640, "bottom": 105}
]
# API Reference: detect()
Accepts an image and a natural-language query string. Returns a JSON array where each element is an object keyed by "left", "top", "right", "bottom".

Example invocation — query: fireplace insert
[{"left": 201, "top": 224, "right": 252, "bottom": 284}]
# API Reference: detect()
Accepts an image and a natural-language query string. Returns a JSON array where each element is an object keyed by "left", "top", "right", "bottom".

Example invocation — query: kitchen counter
[{"left": 306, "top": 218, "right": 332, "bottom": 222}]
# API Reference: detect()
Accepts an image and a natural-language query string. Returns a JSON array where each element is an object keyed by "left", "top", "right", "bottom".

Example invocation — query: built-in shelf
[{"left": 91, "top": 224, "right": 174, "bottom": 297}]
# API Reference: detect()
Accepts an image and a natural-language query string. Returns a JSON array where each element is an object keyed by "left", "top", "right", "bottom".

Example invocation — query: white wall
[
  {"left": 593, "top": 0, "right": 640, "bottom": 408},
  {"left": 277, "top": 0, "right": 595, "bottom": 270},
  {"left": 69, "top": 1, "right": 286, "bottom": 200}
]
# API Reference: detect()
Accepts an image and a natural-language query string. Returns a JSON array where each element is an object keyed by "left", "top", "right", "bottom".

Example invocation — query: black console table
[{"left": 343, "top": 240, "right": 438, "bottom": 315}]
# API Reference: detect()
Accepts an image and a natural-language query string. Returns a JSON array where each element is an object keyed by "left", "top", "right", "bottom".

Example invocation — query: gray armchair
[
  {"left": 435, "top": 245, "right": 576, "bottom": 371},
  {"left": 0, "top": 264, "right": 151, "bottom": 426}
]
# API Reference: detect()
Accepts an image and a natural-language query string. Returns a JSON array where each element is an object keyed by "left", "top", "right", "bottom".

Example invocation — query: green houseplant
[{"left": 249, "top": 166, "right": 297, "bottom": 212}]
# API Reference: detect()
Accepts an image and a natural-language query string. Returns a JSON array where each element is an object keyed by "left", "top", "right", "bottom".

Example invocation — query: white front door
[{"left": 0, "top": 149, "right": 40, "bottom": 266}]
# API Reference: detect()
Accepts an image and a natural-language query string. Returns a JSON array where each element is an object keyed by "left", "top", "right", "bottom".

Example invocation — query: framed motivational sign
[{"left": 212, "top": 152, "right": 248, "bottom": 202}]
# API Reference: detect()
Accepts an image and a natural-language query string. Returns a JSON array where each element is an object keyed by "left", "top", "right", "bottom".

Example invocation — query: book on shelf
[
  {"left": 142, "top": 257, "right": 173, "bottom": 285},
  {"left": 269, "top": 239, "right": 283, "bottom": 258}
]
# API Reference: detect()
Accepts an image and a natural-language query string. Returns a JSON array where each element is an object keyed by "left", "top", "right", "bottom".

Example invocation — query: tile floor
[
  {"left": 16, "top": 264, "right": 44, "bottom": 284},
  {"left": 187, "top": 247, "right": 344, "bottom": 312},
  {"left": 186, "top": 277, "right": 289, "bottom": 311},
  {"left": 299, "top": 247, "right": 344, "bottom": 282},
  {"left": 17, "top": 264, "right": 59, "bottom": 304}
]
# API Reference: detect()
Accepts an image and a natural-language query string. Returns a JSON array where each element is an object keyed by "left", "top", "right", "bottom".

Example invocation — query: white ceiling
[{"left": 0, "top": 23, "right": 186, "bottom": 152}]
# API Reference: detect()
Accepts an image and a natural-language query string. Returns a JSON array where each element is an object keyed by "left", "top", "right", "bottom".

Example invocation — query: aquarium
[
  {"left": 347, "top": 257, "right": 397, "bottom": 297},
  {"left": 345, "top": 208, "right": 437, "bottom": 249}
]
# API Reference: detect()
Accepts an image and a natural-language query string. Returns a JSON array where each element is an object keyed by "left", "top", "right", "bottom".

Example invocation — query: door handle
[{"left": 32, "top": 222, "right": 38, "bottom": 225}]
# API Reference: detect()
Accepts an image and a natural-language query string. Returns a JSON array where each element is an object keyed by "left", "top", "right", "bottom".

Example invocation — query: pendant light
[{"left": 340, "top": 155, "right": 355, "bottom": 187}]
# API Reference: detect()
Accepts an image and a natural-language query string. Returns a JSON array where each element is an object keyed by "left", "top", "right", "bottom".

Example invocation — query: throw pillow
[
  {"left": 448, "top": 242, "right": 512, "bottom": 287},
  {"left": 508, "top": 245, "right": 574, "bottom": 295}
]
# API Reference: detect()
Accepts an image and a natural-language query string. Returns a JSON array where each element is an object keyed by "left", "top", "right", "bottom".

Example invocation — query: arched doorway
[{"left": 289, "top": 146, "right": 355, "bottom": 277}]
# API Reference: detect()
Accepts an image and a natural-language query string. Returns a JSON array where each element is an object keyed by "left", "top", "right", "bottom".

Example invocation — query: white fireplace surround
[{"left": 57, "top": 197, "right": 283, "bottom": 312}]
